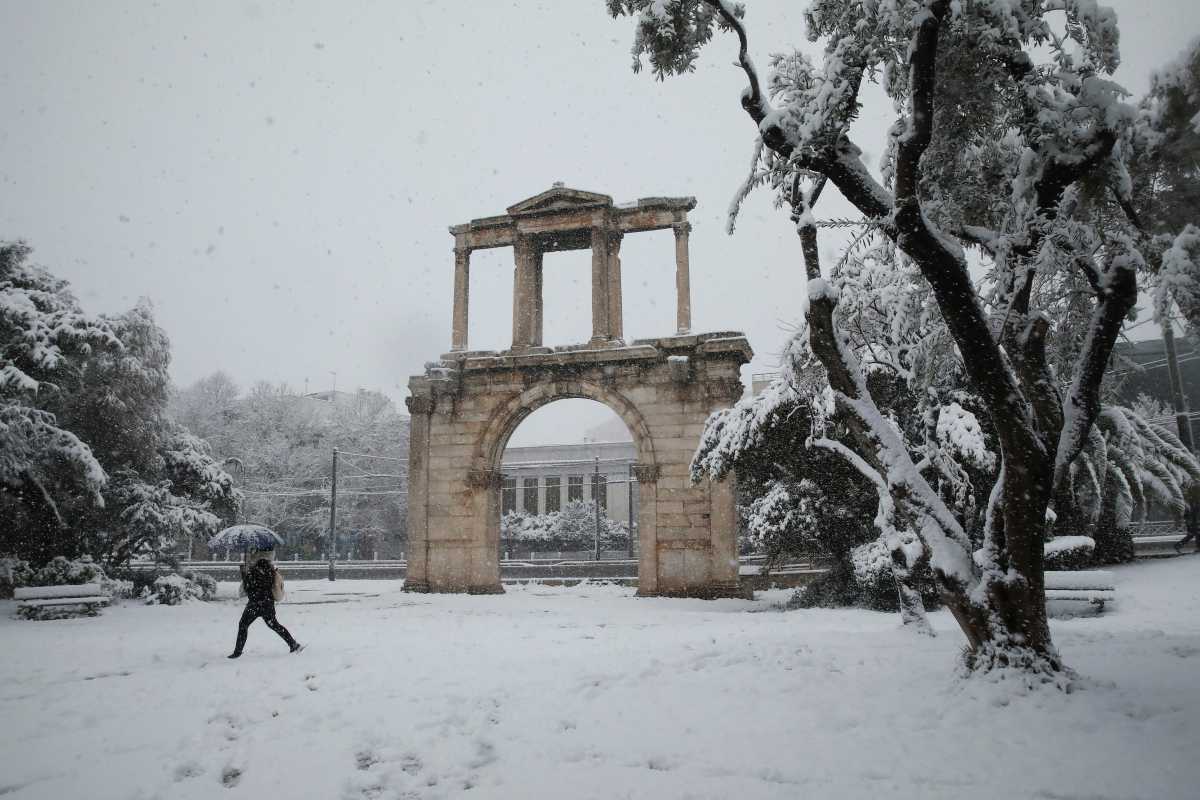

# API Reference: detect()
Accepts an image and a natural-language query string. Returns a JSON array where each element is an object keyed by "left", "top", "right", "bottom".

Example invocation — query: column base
[
  {"left": 637, "top": 582, "right": 750, "bottom": 600},
  {"left": 404, "top": 581, "right": 505, "bottom": 595}
]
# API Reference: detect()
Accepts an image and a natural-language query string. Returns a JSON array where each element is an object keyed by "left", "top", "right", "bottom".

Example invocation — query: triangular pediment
[{"left": 506, "top": 186, "right": 613, "bottom": 216}]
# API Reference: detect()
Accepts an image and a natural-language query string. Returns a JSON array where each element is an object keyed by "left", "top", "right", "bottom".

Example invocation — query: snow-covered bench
[
  {"left": 1045, "top": 570, "right": 1114, "bottom": 618},
  {"left": 13, "top": 583, "right": 111, "bottom": 620}
]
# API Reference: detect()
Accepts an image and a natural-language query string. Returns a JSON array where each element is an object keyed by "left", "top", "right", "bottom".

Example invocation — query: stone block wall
[{"left": 405, "top": 332, "right": 751, "bottom": 598}]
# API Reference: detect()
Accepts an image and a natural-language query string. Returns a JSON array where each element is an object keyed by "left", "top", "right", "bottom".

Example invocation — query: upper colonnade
[{"left": 447, "top": 184, "right": 695, "bottom": 352}]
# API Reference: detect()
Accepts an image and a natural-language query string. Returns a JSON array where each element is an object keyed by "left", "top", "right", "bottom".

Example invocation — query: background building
[{"left": 499, "top": 440, "right": 639, "bottom": 532}]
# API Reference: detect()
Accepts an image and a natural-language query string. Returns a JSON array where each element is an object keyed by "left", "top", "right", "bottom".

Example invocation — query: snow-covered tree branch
[{"left": 607, "top": 0, "right": 1175, "bottom": 677}]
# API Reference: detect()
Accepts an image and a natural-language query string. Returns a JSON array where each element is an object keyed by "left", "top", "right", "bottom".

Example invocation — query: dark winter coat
[{"left": 242, "top": 559, "right": 276, "bottom": 604}]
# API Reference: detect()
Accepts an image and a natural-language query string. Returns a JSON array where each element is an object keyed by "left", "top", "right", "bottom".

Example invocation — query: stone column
[
  {"left": 451, "top": 246, "right": 470, "bottom": 351},
  {"left": 607, "top": 232, "right": 624, "bottom": 342},
  {"left": 465, "top": 468, "right": 505, "bottom": 594},
  {"left": 632, "top": 463, "right": 660, "bottom": 596},
  {"left": 511, "top": 237, "right": 541, "bottom": 348},
  {"left": 531, "top": 249, "right": 544, "bottom": 347},
  {"left": 673, "top": 221, "right": 692, "bottom": 335},
  {"left": 590, "top": 227, "right": 611, "bottom": 344},
  {"left": 402, "top": 393, "right": 434, "bottom": 592},
  {"left": 708, "top": 473, "right": 743, "bottom": 594}
]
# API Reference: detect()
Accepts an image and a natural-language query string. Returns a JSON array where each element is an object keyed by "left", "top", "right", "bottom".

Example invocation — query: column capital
[
  {"left": 453, "top": 245, "right": 471, "bottom": 258},
  {"left": 672, "top": 220, "right": 693, "bottom": 236},
  {"left": 631, "top": 463, "right": 660, "bottom": 484},
  {"left": 405, "top": 395, "right": 434, "bottom": 415},
  {"left": 465, "top": 467, "right": 505, "bottom": 490}
]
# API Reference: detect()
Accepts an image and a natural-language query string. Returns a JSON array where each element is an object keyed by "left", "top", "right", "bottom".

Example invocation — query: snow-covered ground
[{"left": 2, "top": 558, "right": 1199, "bottom": 800}]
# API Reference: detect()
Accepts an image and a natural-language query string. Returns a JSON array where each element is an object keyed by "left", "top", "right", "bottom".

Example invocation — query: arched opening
[{"left": 496, "top": 398, "right": 641, "bottom": 563}]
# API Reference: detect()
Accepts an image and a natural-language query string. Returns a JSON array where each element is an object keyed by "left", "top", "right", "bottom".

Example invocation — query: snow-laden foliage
[
  {"left": 1129, "top": 38, "right": 1200, "bottom": 337},
  {"left": 692, "top": 376, "right": 802, "bottom": 483},
  {"left": 172, "top": 378, "right": 408, "bottom": 559},
  {"left": 1074, "top": 406, "right": 1200, "bottom": 524},
  {"left": 1, "top": 245, "right": 237, "bottom": 566},
  {"left": 693, "top": 364, "right": 943, "bottom": 614},
  {"left": 936, "top": 402, "right": 996, "bottom": 473},
  {"left": 607, "top": 0, "right": 1173, "bottom": 674},
  {"left": 0, "top": 555, "right": 134, "bottom": 599},
  {"left": 1, "top": 243, "right": 114, "bottom": 515},
  {"left": 501, "top": 500, "right": 630, "bottom": 552},
  {"left": 742, "top": 479, "right": 821, "bottom": 553},
  {"left": 107, "top": 475, "right": 223, "bottom": 563},
  {"left": 1043, "top": 535, "right": 1095, "bottom": 570},
  {"left": 0, "top": 557, "right": 34, "bottom": 597},
  {"left": 141, "top": 570, "right": 217, "bottom": 605},
  {"left": 1154, "top": 225, "right": 1200, "bottom": 332}
]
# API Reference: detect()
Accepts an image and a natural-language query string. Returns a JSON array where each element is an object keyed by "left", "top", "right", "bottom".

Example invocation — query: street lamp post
[
  {"left": 327, "top": 448, "right": 338, "bottom": 581},
  {"left": 627, "top": 461, "right": 635, "bottom": 559},
  {"left": 593, "top": 457, "right": 601, "bottom": 561}
]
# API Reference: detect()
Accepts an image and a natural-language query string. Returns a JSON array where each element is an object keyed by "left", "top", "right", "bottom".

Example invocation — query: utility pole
[
  {"left": 1163, "top": 319, "right": 1199, "bottom": 551},
  {"left": 627, "top": 461, "right": 635, "bottom": 559},
  {"left": 328, "top": 447, "right": 338, "bottom": 581},
  {"left": 593, "top": 457, "right": 601, "bottom": 561}
]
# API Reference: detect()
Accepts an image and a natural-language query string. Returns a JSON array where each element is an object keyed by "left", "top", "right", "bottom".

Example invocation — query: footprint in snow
[
  {"left": 355, "top": 749, "right": 379, "bottom": 771},
  {"left": 173, "top": 761, "right": 203, "bottom": 782},
  {"left": 220, "top": 766, "right": 242, "bottom": 788}
]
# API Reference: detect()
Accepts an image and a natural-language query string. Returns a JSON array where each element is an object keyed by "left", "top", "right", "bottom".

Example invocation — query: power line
[
  {"left": 1110, "top": 354, "right": 1200, "bottom": 375},
  {"left": 501, "top": 456, "right": 637, "bottom": 469},
  {"left": 335, "top": 449, "right": 405, "bottom": 462},
  {"left": 242, "top": 488, "right": 407, "bottom": 497}
]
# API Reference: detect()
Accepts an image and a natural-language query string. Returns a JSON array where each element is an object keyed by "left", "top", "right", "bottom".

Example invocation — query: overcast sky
[{"left": 2, "top": 0, "right": 1195, "bottom": 445}]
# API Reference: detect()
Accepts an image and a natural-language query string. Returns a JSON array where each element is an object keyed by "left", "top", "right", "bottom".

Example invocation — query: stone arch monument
[{"left": 404, "top": 185, "right": 752, "bottom": 597}]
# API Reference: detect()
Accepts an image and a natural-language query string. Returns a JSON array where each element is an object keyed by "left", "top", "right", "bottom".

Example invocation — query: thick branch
[
  {"left": 1052, "top": 262, "right": 1138, "bottom": 497},
  {"left": 703, "top": 0, "right": 770, "bottom": 124},
  {"left": 886, "top": 2, "right": 1044, "bottom": 463},
  {"left": 893, "top": 0, "right": 950, "bottom": 202}
]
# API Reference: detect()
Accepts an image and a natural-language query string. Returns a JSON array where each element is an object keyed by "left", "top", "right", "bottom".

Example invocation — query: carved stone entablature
[
  {"left": 405, "top": 395, "right": 434, "bottom": 415},
  {"left": 631, "top": 463, "right": 661, "bottom": 484},
  {"left": 705, "top": 377, "right": 745, "bottom": 405},
  {"left": 465, "top": 468, "right": 504, "bottom": 490}
]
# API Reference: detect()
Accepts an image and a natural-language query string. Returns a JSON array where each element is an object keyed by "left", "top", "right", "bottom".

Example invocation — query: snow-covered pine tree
[
  {"left": 1, "top": 242, "right": 116, "bottom": 560},
  {"left": 46, "top": 299, "right": 238, "bottom": 564},
  {"left": 605, "top": 0, "right": 1190, "bottom": 677},
  {"left": 2, "top": 252, "right": 238, "bottom": 566}
]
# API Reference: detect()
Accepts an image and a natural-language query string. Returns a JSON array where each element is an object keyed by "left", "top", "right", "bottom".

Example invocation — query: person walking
[{"left": 228, "top": 557, "right": 303, "bottom": 658}]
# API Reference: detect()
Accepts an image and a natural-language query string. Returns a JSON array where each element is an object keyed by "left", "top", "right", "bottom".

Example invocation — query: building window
[
  {"left": 501, "top": 478, "right": 516, "bottom": 515},
  {"left": 522, "top": 477, "right": 539, "bottom": 514},
  {"left": 567, "top": 475, "right": 584, "bottom": 502},
  {"left": 545, "top": 476, "right": 561, "bottom": 513},
  {"left": 592, "top": 474, "right": 608, "bottom": 511}
]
